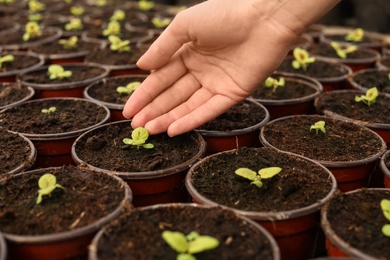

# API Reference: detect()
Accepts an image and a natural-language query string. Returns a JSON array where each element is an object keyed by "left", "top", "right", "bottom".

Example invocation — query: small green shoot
[
  {"left": 345, "top": 28, "right": 364, "bottom": 42},
  {"left": 162, "top": 230, "right": 219, "bottom": 260},
  {"left": 108, "top": 35, "right": 131, "bottom": 52},
  {"left": 70, "top": 6, "right": 84, "bottom": 17},
  {"left": 151, "top": 17, "right": 171, "bottom": 29},
  {"left": 264, "top": 76, "right": 285, "bottom": 93},
  {"left": 110, "top": 9, "right": 125, "bottom": 22},
  {"left": 41, "top": 106, "right": 56, "bottom": 114},
  {"left": 330, "top": 41, "right": 358, "bottom": 59},
  {"left": 58, "top": 36, "right": 78, "bottom": 49},
  {"left": 355, "top": 87, "right": 378, "bottom": 106},
  {"left": 28, "top": 0, "right": 45, "bottom": 12},
  {"left": 123, "top": 127, "right": 154, "bottom": 149},
  {"left": 116, "top": 81, "right": 141, "bottom": 95},
  {"left": 95, "top": 0, "right": 106, "bottom": 7},
  {"left": 235, "top": 167, "right": 282, "bottom": 188},
  {"left": 48, "top": 65, "right": 72, "bottom": 80},
  {"left": 28, "top": 13, "right": 42, "bottom": 21},
  {"left": 23, "top": 21, "right": 42, "bottom": 41},
  {"left": 291, "top": 47, "right": 315, "bottom": 71},
  {"left": 36, "top": 173, "right": 65, "bottom": 204},
  {"left": 381, "top": 199, "right": 390, "bottom": 237},
  {"left": 0, "top": 54, "right": 14, "bottom": 69},
  {"left": 0, "top": 0, "right": 15, "bottom": 4},
  {"left": 310, "top": 121, "right": 326, "bottom": 135},
  {"left": 103, "top": 20, "right": 121, "bottom": 36},
  {"left": 65, "top": 17, "right": 83, "bottom": 31},
  {"left": 138, "top": 0, "right": 155, "bottom": 11}
]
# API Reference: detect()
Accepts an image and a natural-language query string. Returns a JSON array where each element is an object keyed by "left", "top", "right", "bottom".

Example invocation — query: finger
[{"left": 131, "top": 72, "right": 201, "bottom": 128}]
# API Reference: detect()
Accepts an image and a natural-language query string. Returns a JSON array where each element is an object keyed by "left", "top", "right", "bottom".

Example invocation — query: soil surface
[
  {"left": 350, "top": 70, "right": 390, "bottom": 94},
  {"left": 0, "top": 52, "right": 42, "bottom": 74},
  {"left": 261, "top": 115, "right": 384, "bottom": 162},
  {"left": 315, "top": 91, "right": 390, "bottom": 124},
  {"left": 325, "top": 189, "right": 390, "bottom": 259},
  {"left": 0, "top": 128, "right": 34, "bottom": 175},
  {"left": 323, "top": 34, "right": 383, "bottom": 45},
  {"left": 0, "top": 165, "right": 126, "bottom": 235},
  {"left": 96, "top": 204, "right": 276, "bottom": 259},
  {"left": 82, "top": 26, "right": 150, "bottom": 44},
  {"left": 29, "top": 38, "right": 101, "bottom": 56},
  {"left": 84, "top": 45, "right": 146, "bottom": 66},
  {"left": 0, "top": 83, "right": 32, "bottom": 107},
  {"left": 0, "top": 98, "right": 108, "bottom": 134},
  {"left": 0, "top": 28, "right": 59, "bottom": 46},
  {"left": 196, "top": 100, "right": 267, "bottom": 131},
  {"left": 73, "top": 123, "right": 203, "bottom": 172},
  {"left": 308, "top": 42, "right": 377, "bottom": 60},
  {"left": 189, "top": 147, "right": 333, "bottom": 212}
]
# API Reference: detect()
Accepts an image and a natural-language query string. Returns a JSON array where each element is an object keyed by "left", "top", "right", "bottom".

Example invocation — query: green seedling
[
  {"left": 387, "top": 73, "right": 390, "bottom": 81},
  {"left": 103, "top": 20, "right": 121, "bottom": 36},
  {"left": 355, "top": 87, "right": 378, "bottom": 106},
  {"left": 235, "top": 167, "right": 282, "bottom": 188},
  {"left": 70, "top": 6, "right": 84, "bottom": 17},
  {"left": 310, "top": 120, "right": 326, "bottom": 135},
  {"left": 123, "top": 127, "right": 154, "bottom": 149},
  {"left": 48, "top": 64, "right": 72, "bottom": 80},
  {"left": 291, "top": 47, "right": 315, "bottom": 71},
  {"left": 41, "top": 106, "right": 56, "bottom": 114},
  {"left": 116, "top": 81, "right": 141, "bottom": 95},
  {"left": 330, "top": 41, "right": 358, "bottom": 59},
  {"left": 28, "top": 13, "right": 42, "bottom": 21},
  {"left": 0, "top": 54, "right": 14, "bottom": 69},
  {"left": 110, "top": 9, "right": 125, "bottom": 22},
  {"left": 0, "top": 0, "right": 15, "bottom": 4},
  {"left": 28, "top": 0, "right": 45, "bottom": 12},
  {"left": 264, "top": 76, "right": 285, "bottom": 93},
  {"left": 162, "top": 230, "right": 219, "bottom": 260},
  {"left": 109, "top": 35, "right": 131, "bottom": 52},
  {"left": 345, "top": 28, "right": 364, "bottom": 42},
  {"left": 151, "top": 17, "right": 171, "bottom": 29},
  {"left": 138, "top": 0, "right": 155, "bottom": 11},
  {"left": 23, "top": 21, "right": 42, "bottom": 41},
  {"left": 65, "top": 17, "right": 83, "bottom": 31},
  {"left": 58, "top": 36, "right": 78, "bottom": 49},
  {"left": 381, "top": 199, "right": 390, "bottom": 237},
  {"left": 95, "top": 0, "right": 106, "bottom": 7},
  {"left": 36, "top": 173, "right": 65, "bottom": 204}
]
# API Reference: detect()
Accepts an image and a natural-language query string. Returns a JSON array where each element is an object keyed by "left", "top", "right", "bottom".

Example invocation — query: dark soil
[
  {"left": 73, "top": 123, "right": 202, "bottom": 172},
  {"left": 261, "top": 115, "right": 384, "bottom": 162},
  {"left": 29, "top": 38, "right": 101, "bottom": 56},
  {"left": 324, "top": 34, "right": 383, "bottom": 45},
  {"left": 0, "top": 98, "right": 108, "bottom": 134},
  {"left": 196, "top": 100, "right": 267, "bottom": 131},
  {"left": 0, "top": 52, "right": 42, "bottom": 74},
  {"left": 85, "top": 75, "right": 147, "bottom": 105},
  {"left": 379, "top": 57, "right": 390, "bottom": 68},
  {"left": 85, "top": 45, "right": 146, "bottom": 66},
  {"left": 0, "top": 28, "right": 58, "bottom": 46},
  {"left": 82, "top": 26, "right": 151, "bottom": 44},
  {"left": 385, "top": 153, "right": 390, "bottom": 170},
  {"left": 0, "top": 128, "right": 34, "bottom": 175},
  {"left": 189, "top": 147, "right": 333, "bottom": 212},
  {"left": 96, "top": 204, "right": 276, "bottom": 259},
  {"left": 0, "top": 83, "right": 32, "bottom": 107},
  {"left": 315, "top": 91, "right": 390, "bottom": 124},
  {"left": 308, "top": 42, "right": 377, "bottom": 60},
  {"left": 0, "top": 165, "right": 126, "bottom": 235},
  {"left": 325, "top": 189, "right": 390, "bottom": 259},
  {"left": 350, "top": 70, "right": 390, "bottom": 94},
  {"left": 277, "top": 58, "right": 349, "bottom": 78},
  {"left": 251, "top": 76, "right": 317, "bottom": 100}
]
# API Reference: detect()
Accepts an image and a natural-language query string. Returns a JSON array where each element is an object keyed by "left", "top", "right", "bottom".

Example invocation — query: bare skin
[{"left": 123, "top": 0, "right": 340, "bottom": 136}]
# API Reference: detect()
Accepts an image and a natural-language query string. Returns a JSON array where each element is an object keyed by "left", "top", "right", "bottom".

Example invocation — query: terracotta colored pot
[
  {"left": 185, "top": 147, "right": 337, "bottom": 260},
  {"left": 18, "top": 63, "right": 109, "bottom": 98},
  {"left": 380, "top": 149, "right": 390, "bottom": 188},
  {"left": 0, "top": 83, "right": 35, "bottom": 110},
  {"left": 0, "top": 166, "right": 132, "bottom": 260}
]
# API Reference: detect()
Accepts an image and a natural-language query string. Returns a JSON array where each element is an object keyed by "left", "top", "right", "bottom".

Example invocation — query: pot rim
[
  {"left": 347, "top": 67, "right": 390, "bottom": 94},
  {"left": 380, "top": 149, "right": 390, "bottom": 179},
  {"left": 185, "top": 147, "right": 338, "bottom": 221},
  {"left": 1, "top": 166, "right": 132, "bottom": 244},
  {"left": 0, "top": 84, "right": 35, "bottom": 110},
  {"left": 0, "top": 231, "right": 6, "bottom": 260},
  {"left": 0, "top": 51, "right": 45, "bottom": 78},
  {"left": 310, "top": 45, "right": 381, "bottom": 64}
]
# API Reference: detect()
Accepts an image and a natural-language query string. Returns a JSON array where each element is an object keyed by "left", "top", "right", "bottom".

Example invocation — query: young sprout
[
  {"left": 58, "top": 36, "right": 78, "bottom": 49},
  {"left": 151, "top": 17, "right": 171, "bottom": 29},
  {"left": 291, "top": 47, "right": 315, "bottom": 71},
  {"left": 23, "top": 21, "right": 42, "bottom": 41},
  {"left": 108, "top": 35, "right": 131, "bottom": 52},
  {"left": 48, "top": 65, "right": 72, "bottom": 80},
  {"left": 65, "top": 17, "right": 83, "bottom": 31},
  {"left": 138, "top": 0, "right": 155, "bottom": 11},
  {"left": 344, "top": 28, "right": 364, "bottom": 42},
  {"left": 103, "top": 20, "right": 121, "bottom": 36},
  {"left": 116, "top": 81, "right": 141, "bottom": 95},
  {"left": 0, "top": 54, "right": 14, "bottom": 69},
  {"left": 264, "top": 76, "right": 285, "bottom": 93},
  {"left": 110, "top": 9, "right": 125, "bottom": 22},
  {"left": 36, "top": 173, "right": 65, "bottom": 204},
  {"left": 235, "top": 167, "right": 282, "bottom": 188},
  {"left": 330, "top": 41, "right": 358, "bottom": 59},
  {"left": 123, "top": 127, "right": 154, "bottom": 149},
  {"left": 355, "top": 87, "right": 378, "bottom": 106},
  {"left": 381, "top": 199, "right": 390, "bottom": 237},
  {"left": 41, "top": 106, "right": 56, "bottom": 114},
  {"left": 0, "top": 0, "right": 15, "bottom": 4},
  {"left": 310, "top": 121, "right": 326, "bottom": 135},
  {"left": 162, "top": 230, "right": 219, "bottom": 260},
  {"left": 95, "top": 0, "right": 106, "bottom": 7},
  {"left": 28, "top": 13, "right": 42, "bottom": 21},
  {"left": 28, "top": 0, "right": 45, "bottom": 12},
  {"left": 70, "top": 6, "right": 84, "bottom": 17}
]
